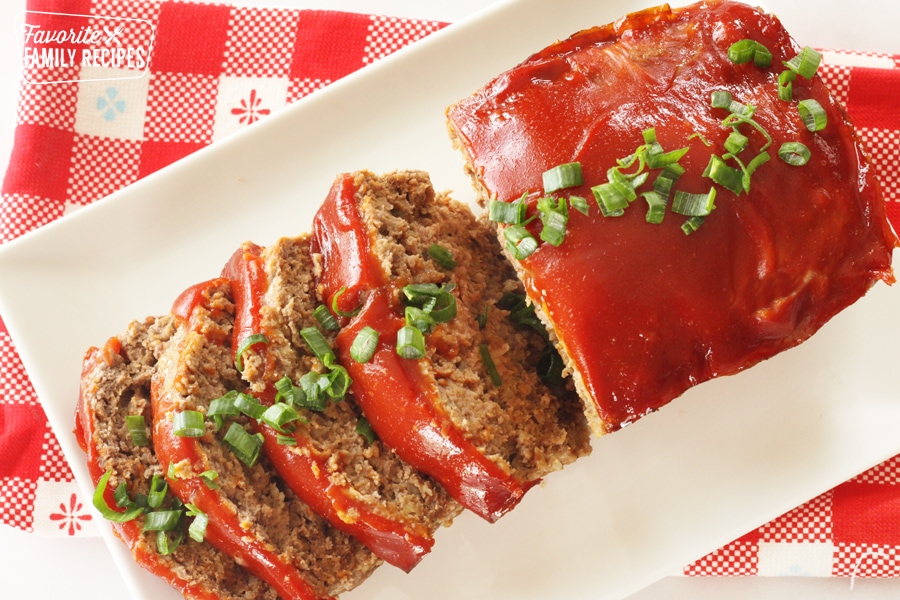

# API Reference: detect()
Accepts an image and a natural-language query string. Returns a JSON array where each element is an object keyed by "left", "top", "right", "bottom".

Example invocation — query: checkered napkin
[{"left": 1, "top": 0, "right": 899, "bottom": 580}]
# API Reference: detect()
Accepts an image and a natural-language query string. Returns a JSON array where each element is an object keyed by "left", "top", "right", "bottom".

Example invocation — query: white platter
[{"left": 0, "top": 0, "right": 899, "bottom": 599}]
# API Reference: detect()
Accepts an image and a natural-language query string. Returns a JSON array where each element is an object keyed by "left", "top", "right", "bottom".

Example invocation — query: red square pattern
[
  {"left": 0, "top": 323, "right": 38, "bottom": 406},
  {"left": 1, "top": 124, "right": 75, "bottom": 204},
  {"left": 22, "top": 1, "right": 92, "bottom": 54},
  {"left": 362, "top": 15, "right": 446, "bottom": 65},
  {"left": 832, "top": 481, "right": 900, "bottom": 547},
  {"left": 66, "top": 134, "right": 142, "bottom": 206},
  {"left": 833, "top": 544, "right": 900, "bottom": 578},
  {"left": 39, "top": 424, "right": 73, "bottom": 483},
  {"left": 852, "top": 455, "right": 900, "bottom": 486},
  {"left": 290, "top": 11, "right": 371, "bottom": 81},
  {"left": 143, "top": 72, "right": 219, "bottom": 144},
  {"left": 759, "top": 490, "right": 833, "bottom": 543},
  {"left": 137, "top": 140, "right": 205, "bottom": 179},
  {"left": 0, "top": 404, "right": 49, "bottom": 480},
  {"left": 287, "top": 77, "right": 331, "bottom": 103},
  {"left": 684, "top": 535, "right": 760, "bottom": 576},
  {"left": 819, "top": 62, "right": 852, "bottom": 108},
  {"left": 858, "top": 126, "right": 900, "bottom": 205},
  {"left": 0, "top": 477, "right": 37, "bottom": 531},
  {"left": 223, "top": 7, "right": 299, "bottom": 78},
  {"left": 150, "top": 1, "right": 232, "bottom": 76},
  {"left": 846, "top": 67, "right": 900, "bottom": 131},
  {"left": 0, "top": 193, "right": 65, "bottom": 244},
  {"left": 89, "top": 0, "right": 160, "bottom": 57},
  {"left": 16, "top": 70, "right": 79, "bottom": 129}
]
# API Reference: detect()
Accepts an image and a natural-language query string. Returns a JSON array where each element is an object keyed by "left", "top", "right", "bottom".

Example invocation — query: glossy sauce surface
[{"left": 448, "top": 0, "right": 897, "bottom": 430}]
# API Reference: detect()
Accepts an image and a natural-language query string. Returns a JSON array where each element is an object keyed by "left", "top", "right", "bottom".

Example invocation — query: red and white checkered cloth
[{"left": 1, "top": 0, "right": 899, "bottom": 579}]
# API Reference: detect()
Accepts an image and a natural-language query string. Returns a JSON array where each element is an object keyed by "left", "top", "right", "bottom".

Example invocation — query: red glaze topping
[
  {"left": 447, "top": 0, "right": 897, "bottom": 431},
  {"left": 222, "top": 240, "right": 435, "bottom": 572},
  {"left": 153, "top": 279, "right": 326, "bottom": 600},
  {"left": 312, "top": 174, "right": 527, "bottom": 522}
]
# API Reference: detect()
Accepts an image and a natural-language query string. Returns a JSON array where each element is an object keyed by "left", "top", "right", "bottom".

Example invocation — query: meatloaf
[
  {"left": 225, "top": 234, "right": 462, "bottom": 572},
  {"left": 311, "top": 170, "right": 592, "bottom": 522},
  {"left": 75, "top": 316, "right": 279, "bottom": 600},
  {"left": 445, "top": 0, "right": 898, "bottom": 435},
  {"left": 151, "top": 277, "right": 380, "bottom": 599}
]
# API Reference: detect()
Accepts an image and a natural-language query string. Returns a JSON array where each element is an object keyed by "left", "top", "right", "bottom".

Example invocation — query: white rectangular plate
[{"left": 0, "top": 0, "right": 898, "bottom": 599}]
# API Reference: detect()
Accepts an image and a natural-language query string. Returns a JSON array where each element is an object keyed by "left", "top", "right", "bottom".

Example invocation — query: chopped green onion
[
  {"left": 313, "top": 305, "right": 340, "bottom": 331},
  {"left": 427, "top": 243, "right": 457, "bottom": 270},
  {"left": 260, "top": 402, "right": 302, "bottom": 433},
  {"left": 142, "top": 509, "right": 183, "bottom": 532},
  {"left": 498, "top": 292, "right": 547, "bottom": 339},
  {"left": 147, "top": 474, "right": 168, "bottom": 510},
  {"left": 405, "top": 306, "right": 436, "bottom": 334},
  {"left": 274, "top": 376, "right": 307, "bottom": 408},
  {"left": 199, "top": 470, "right": 220, "bottom": 490},
  {"left": 185, "top": 504, "right": 208, "bottom": 543},
  {"left": 591, "top": 182, "right": 629, "bottom": 216},
  {"left": 125, "top": 414, "right": 149, "bottom": 447},
  {"left": 355, "top": 416, "right": 378, "bottom": 445},
  {"left": 642, "top": 191, "right": 668, "bottom": 224},
  {"left": 537, "top": 196, "right": 569, "bottom": 247},
  {"left": 778, "top": 69, "right": 796, "bottom": 101},
  {"left": 504, "top": 224, "right": 539, "bottom": 260},
  {"left": 331, "top": 286, "right": 363, "bottom": 318},
  {"left": 798, "top": 98, "right": 827, "bottom": 132},
  {"left": 232, "top": 392, "right": 266, "bottom": 420},
  {"left": 113, "top": 481, "right": 136, "bottom": 510},
  {"left": 672, "top": 188, "right": 717, "bottom": 217},
  {"left": 235, "top": 333, "right": 268, "bottom": 373},
  {"left": 689, "top": 132, "right": 713, "bottom": 147},
  {"left": 173, "top": 410, "right": 205, "bottom": 438},
  {"left": 428, "top": 287, "right": 458, "bottom": 323},
  {"left": 93, "top": 470, "right": 145, "bottom": 522},
  {"left": 753, "top": 44, "right": 773, "bottom": 68},
  {"left": 207, "top": 392, "right": 240, "bottom": 430},
  {"left": 488, "top": 195, "right": 527, "bottom": 224},
  {"left": 156, "top": 528, "right": 184, "bottom": 555},
  {"left": 222, "top": 422, "right": 264, "bottom": 467},
  {"left": 703, "top": 155, "right": 745, "bottom": 196},
  {"left": 778, "top": 142, "right": 811, "bottom": 166},
  {"left": 727, "top": 39, "right": 760, "bottom": 64},
  {"left": 645, "top": 145, "right": 689, "bottom": 169},
  {"left": 478, "top": 344, "right": 503, "bottom": 387},
  {"left": 396, "top": 325, "right": 426, "bottom": 359},
  {"left": 298, "top": 372, "right": 330, "bottom": 411},
  {"left": 350, "top": 325, "right": 379, "bottom": 363},
  {"left": 784, "top": 46, "right": 822, "bottom": 79},
  {"left": 681, "top": 215, "right": 706, "bottom": 235},
  {"left": 322, "top": 355, "right": 351, "bottom": 399},
  {"left": 746, "top": 151, "right": 771, "bottom": 177},
  {"left": 300, "top": 326, "right": 335, "bottom": 363},
  {"left": 476, "top": 305, "right": 489, "bottom": 329},
  {"left": 542, "top": 162, "right": 584, "bottom": 192},
  {"left": 569, "top": 195, "right": 590, "bottom": 216},
  {"left": 277, "top": 434, "right": 298, "bottom": 446},
  {"left": 711, "top": 90, "right": 733, "bottom": 109},
  {"left": 724, "top": 130, "right": 749, "bottom": 155},
  {"left": 653, "top": 163, "right": 685, "bottom": 199}
]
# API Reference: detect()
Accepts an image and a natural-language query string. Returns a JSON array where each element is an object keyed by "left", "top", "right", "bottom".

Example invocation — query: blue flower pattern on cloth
[{"left": 97, "top": 88, "right": 126, "bottom": 122}]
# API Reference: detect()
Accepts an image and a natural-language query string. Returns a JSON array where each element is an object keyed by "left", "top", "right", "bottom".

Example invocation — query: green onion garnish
[
  {"left": 125, "top": 414, "right": 149, "bottom": 447},
  {"left": 147, "top": 475, "right": 168, "bottom": 510},
  {"left": 569, "top": 195, "right": 590, "bottom": 216},
  {"left": 504, "top": 224, "right": 539, "bottom": 260},
  {"left": 681, "top": 215, "right": 706, "bottom": 235},
  {"left": 672, "top": 188, "right": 717, "bottom": 217},
  {"left": 356, "top": 416, "right": 378, "bottom": 445},
  {"left": 199, "top": 470, "right": 220, "bottom": 490},
  {"left": 142, "top": 509, "right": 182, "bottom": 532},
  {"left": 724, "top": 130, "right": 749, "bottom": 155},
  {"left": 274, "top": 376, "right": 307, "bottom": 408},
  {"left": 711, "top": 89, "right": 733, "bottom": 109},
  {"left": 350, "top": 325, "right": 379, "bottom": 363},
  {"left": 703, "top": 155, "right": 745, "bottom": 196},
  {"left": 222, "top": 422, "right": 264, "bottom": 467},
  {"left": 727, "top": 39, "right": 765, "bottom": 65},
  {"left": 232, "top": 392, "right": 266, "bottom": 420},
  {"left": 404, "top": 306, "right": 436, "bottom": 334},
  {"left": 537, "top": 196, "right": 569, "bottom": 247},
  {"left": 321, "top": 355, "right": 351, "bottom": 399},
  {"left": 542, "top": 162, "right": 583, "bottom": 193},
  {"left": 185, "top": 504, "right": 208, "bottom": 543},
  {"left": 642, "top": 191, "right": 668, "bottom": 224},
  {"left": 313, "top": 305, "right": 340, "bottom": 331},
  {"left": 300, "top": 326, "right": 335, "bottom": 363},
  {"left": 331, "top": 286, "right": 362, "bottom": 318},
  {"left": 488, "top": 195, "right": 527, "bottom": 224},
  {"left": 591, "top": 182, "right": 628, "bottom": 216},
  {"left": 797, "top": 99, "right": 827, "bottom": 132},
  {"left": 277, "top": 434, "right": 298, "bottom": 446},
  {"left": 778, "top": 69, "right": 796, "bottom": 101},
  {"left": 478, "top": 344, "right": 502, "bottom": 387},
  {"left": 260, "top": 402, "right": 302, "bottom": 433},
  {"left": 93, "top": 470, "right": 145, "bottom": 522},
  {"left": 784, "top": 46, "right": 822, "bottom": 79},
  {"left": 298, "top": 372, "right": 330, "bottom": 411},
  {"left": 778, "top": 142, "right": 811, "bottom": 166},
  {"left": 476, "top": 305, "right": 489, "bottom": 329},
  {"left": 427, "top": 243, "right": 458, "bottom": 270},
  {"left": 396, "top": 325, "right": 426, "bottom": 359},
  {"left": 235, "top": 333, "right": 268, "bottom": 373},
  {"left": 156, "top": 529, "right": 184, "bottom": 556},
  {"left": 173, "top": 410, "right": 205, "bottom": 438}
]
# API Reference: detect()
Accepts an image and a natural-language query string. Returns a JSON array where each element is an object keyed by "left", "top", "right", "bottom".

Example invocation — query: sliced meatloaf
[
  {"left": 75, "top": 316, "right": 279, "bottom": 600},
  {"left": 224, "top": 235, "right": 462, "bottom": 572},
  {"left": 151, "top": 277, "right": 380, "bottom": 599},
  {"left": 311, "top": 170, "right": 592, "bottom": 523}
]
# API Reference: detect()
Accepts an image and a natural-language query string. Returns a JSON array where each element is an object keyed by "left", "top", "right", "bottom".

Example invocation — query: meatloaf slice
[
  {"left": 224, "top": 235, "right": 462, "bottom": 572},
  {"left": 151, "top": 278, "right": 380, "bottom": 599},
  {"left": 312, "top": 170, "right": 592, "bottom": 523},
  {"left": 75, "top": 316, "right": 279, "bottom": 600}
]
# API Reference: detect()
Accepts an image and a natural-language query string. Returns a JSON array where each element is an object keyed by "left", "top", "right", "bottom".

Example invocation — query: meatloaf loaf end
[
  {"left": 312, "top": 170, "right": 592, "bottom": 522},
  {"left": 75, "top": 316, "right": 279, "bottom": 600},
  {"left": 151, "top": 277, "right": 381, "bottom": 599},
  {"left": 228, "top": 234, "right": 462, "bottom": 572}
]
